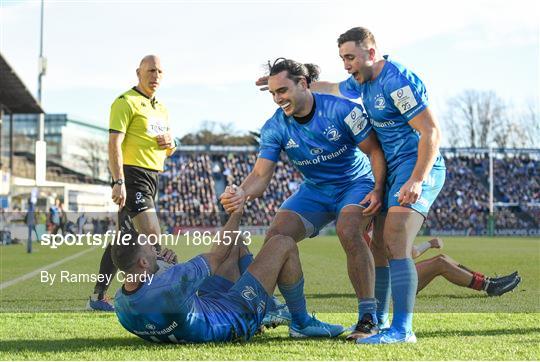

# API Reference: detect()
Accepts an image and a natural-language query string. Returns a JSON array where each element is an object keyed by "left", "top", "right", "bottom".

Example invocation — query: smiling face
[
  {"left": 338, "top": 41, "right": 374, "bottom": 84},
  {"left": 267, "top": 70, "right": 309, "bottom": 117}
]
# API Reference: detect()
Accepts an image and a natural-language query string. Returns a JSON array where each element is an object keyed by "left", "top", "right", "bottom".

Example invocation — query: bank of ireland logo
[
  {"left": 323, "top": 125, "right": 341, "bottom": 142},
  {"left": 241, "top": 285, "right": 257, "bottom": 301},
  {"left": 145, "top": 323, "right": 156, "bottom": 330},
  {"left": 375, "top": 94, "right": 385, "bottom": 110}
]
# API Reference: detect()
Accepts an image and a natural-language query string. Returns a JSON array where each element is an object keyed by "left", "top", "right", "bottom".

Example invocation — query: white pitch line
[{"left": 0, "top": 247, "right": 98, "bottom": 290}]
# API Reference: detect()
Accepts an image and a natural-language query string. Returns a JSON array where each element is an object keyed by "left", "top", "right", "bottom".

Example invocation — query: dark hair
[
  {"left": 111, "top": 238, "right": 143, "bottom": 272},
  {"left": 267, "top": 58, "right": 320, "bottom": 86},
  {"left": 337, "top": 27, "right": 377, "bottom": 48}
]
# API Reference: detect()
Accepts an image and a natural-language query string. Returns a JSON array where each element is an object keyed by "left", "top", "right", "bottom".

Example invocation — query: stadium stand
[{"left": 157, "top": 149, "right": 539, "bottom": 235}]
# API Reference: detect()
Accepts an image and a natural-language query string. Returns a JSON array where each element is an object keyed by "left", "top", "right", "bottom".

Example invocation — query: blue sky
[{"left": 1, "top": 0, "right": 539, "bottom": 145}]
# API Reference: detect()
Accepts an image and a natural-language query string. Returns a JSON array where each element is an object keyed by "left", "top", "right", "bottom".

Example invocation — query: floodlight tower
[
  {"left": 488, "top": 145, "right": 494, "bottom": 237},
  {"left": 35, "top": 0, "right": 47, "bottom": 185}
]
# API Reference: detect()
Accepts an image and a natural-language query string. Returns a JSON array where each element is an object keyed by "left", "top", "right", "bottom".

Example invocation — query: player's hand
[
  {"left": 398, "top": 179, "right": 423, "bottom": 205},
  {"left": 159, "top": 248, "right": 178, "bottom": 264},
  {"left": 112, "top": 184, "right": 126, "bottom": 208},
  {"left": 156, "top": 132, "right": 174, "bottom": 149},
  {"left": 255, "top": 76, "right": 269, "bottom": 91},
  {"left": 359, "top": 190, "right": 382, "bottom": 216},
  {"left": 429, "top": 237, "right": 444, "bottom": 249},
  {"left": 220, "top": 185, "right": 246, "bottom": 214}
]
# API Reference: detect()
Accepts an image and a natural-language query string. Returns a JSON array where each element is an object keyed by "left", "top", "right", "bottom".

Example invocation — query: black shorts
[{"left": 122, "top": 165, "right": 159, "bottom": 217}]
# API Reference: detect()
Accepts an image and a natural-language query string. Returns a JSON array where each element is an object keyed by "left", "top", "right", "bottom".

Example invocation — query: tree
[
  {"left": 77, "top": 139, "right": 109, "bottom": 180},
  {"left": 180, "top": 120, "right": 258, "bottom": 146},
  {"left": 520, "top": 102, "right": 540, "bottom": 148},
  {"left": 446, "top": 90, "right": 506, "bottom": 148}
]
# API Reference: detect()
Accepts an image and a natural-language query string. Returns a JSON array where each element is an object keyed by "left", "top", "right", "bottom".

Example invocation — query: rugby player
[
  {"left": 257, "top": 28, "right": 446, "bottom": 344},
  {"left": 371, "top": 236, "right": 521, "bottom": 296},
  {"left": 112, "top": 189, "right": 341, "bottom": 343},
  {"left": 88, "top": 55, "right": 177, "bottom": 311},
  {"left": 221, "top": 58, "right": 386, "bottom": 339}
]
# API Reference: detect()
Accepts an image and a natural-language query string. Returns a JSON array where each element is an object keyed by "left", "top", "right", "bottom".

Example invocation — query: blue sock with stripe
[
  {"left": 278, "top": 277, "right": 310, "bottom": 327},
  {"left": 358, "top": 298, "right": 378, "bottom": 324},
  {"left": 238, "top": 253, "right": 253, "bottom": 274},
  {"left": 375, "top": 266, "right": 391, "bottom": 326},
  {"left": 389, "top": 258, "right": 417, "bottom": 333}
]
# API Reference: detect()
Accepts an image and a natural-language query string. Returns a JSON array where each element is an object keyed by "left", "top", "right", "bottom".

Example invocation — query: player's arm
[
  {"left": 256, "top": 75, "right": 343, "bottom": 96},
  {"left": 220, "top": 158, "right": 276, "bottom": 214},
  {"left": 310, "top": 81, "right": 342, "bottom": 96},
  {"left": 357, "top": 132, "right": 386, "bottom": 216},
  {"left": 109, "top": 97, "right": 132, "bottom": 208},
  {"left": 204, "top": 211, "right": 244, "bottom": 273},
  {"left": 241, "top": 158, "right": 276, "bottom": 199},
  {"left": 412, "top": 237, "right": 444, "bottom": 259},
  {"left": 109, "top": 131, "right": 126, "bottom": 208},
  {"left": 399, "top": 107, "right": 441, "bottom": 205}
]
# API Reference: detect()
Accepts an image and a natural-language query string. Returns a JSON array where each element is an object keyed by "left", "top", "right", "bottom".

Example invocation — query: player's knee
[
  {"left": 435, "top": 254, "right": 450, "bottom": 266},
  {"left": 340, "top": 237, "right": 367, "bottom": 257},
  {"left": 371, "top": 242, "right": 388, "bottom": 263},
  {"left": 336, "top": 222, "right": 360, "bottom": 243},
  {"left": 264, "top": 227, "right": 281, "bottom": 243},
  {"left": 267, "top": 234, "right": 297, "bottom": 256},
  {"left": 385, "top": 244, "right": 395, "bottom": 259}
]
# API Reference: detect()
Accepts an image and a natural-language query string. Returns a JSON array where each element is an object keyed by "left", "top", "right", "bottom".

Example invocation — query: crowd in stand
[
  {"left": 158, "top": 154, "right": 221, "bottom": 230},
  {"left": 157, "top": 152, "right": 539, "bottom": 233}
]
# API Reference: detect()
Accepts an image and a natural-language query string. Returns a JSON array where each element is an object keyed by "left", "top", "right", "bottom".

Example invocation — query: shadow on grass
[
  {"left": 0, "top": 337, "right": 147, "bottom": 354},
  {"left": 1, "top": 297, "right": 88, "bottom": 302},
  {"left": 417, "top": 327, "right": 540, "bottom": 339},
  {"left": 0, "top": 335, "right": 297, "bottom": 354},
  {"left": 419, "top": 294, "right": 486, "bottom": 300},
  {"left": 304, "top": 293, "right": 356, "bottom": 299},
  {"left": 3, "top": 327, "right": 539, "bottom": 354}
]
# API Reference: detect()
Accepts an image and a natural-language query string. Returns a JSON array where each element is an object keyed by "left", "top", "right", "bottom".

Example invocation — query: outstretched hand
[{"left": 220, "top": 185, "right": 246, "bottom": 214}]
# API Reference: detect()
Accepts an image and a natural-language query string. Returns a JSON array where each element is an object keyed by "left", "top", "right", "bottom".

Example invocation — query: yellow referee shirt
[{"left": 109, "top": 87, "right": 170, "bottom": 172}]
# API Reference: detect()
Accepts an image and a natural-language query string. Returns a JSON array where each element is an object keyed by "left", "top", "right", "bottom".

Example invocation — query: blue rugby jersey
[
  {"left": 339, "top": 56, "right": 445, "bottom": 172},
  {"left": 258, "top": 93, "right": 374, "bottom": 188},
  {"left": 114, "top": 256, "right": 252, "bottom": 343}
]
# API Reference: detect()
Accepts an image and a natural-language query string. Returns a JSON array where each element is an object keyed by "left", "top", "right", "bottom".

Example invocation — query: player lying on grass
[
  {"left": 410, "top": 237, "right": 521, "bottom": 296},
  {"left": 112, "top": 188, "right": 344, "bottom": 343},
  {"left": 367, "top": 234, "right": 521, "bottom": 313}
]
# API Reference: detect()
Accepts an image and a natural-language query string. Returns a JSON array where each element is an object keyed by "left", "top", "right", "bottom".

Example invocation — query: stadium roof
[{"left": 0, "top": 53, "right": 43, "bottom": 114}]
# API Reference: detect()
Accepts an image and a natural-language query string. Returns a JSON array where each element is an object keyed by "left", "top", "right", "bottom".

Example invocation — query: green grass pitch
[{"left": 1, "top": 236, "right": 539, "bottom": 360}]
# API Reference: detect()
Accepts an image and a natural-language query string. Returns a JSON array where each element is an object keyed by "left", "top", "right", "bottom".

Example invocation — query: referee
[{"left": 87, "top": 55, "right": 177, "bottom": 311}]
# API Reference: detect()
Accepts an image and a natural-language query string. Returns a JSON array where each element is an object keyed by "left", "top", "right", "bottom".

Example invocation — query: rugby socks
[
  {"left": 238, "top": 253, "right": 254, "bottom": 275},
  {"left": 389, "top": 258, "right": 417, "bottom": 333},
  {"left": 278, "top": 277, "right": 310, "bottom": 327},
  {"left": 358, "top": 298, "right": 378, "bottom": 325},
  {"left": 460, "top": 264, "right": 487, "bottom": 291},
  {"left": 468, "top": 271, "right": 487, "bottom": 291},
  {"left": 93, "top": 243, "right": 117, "bottom": 299},
  {"left": 375, "top": 266, "right": 391, "bottom": 325}
]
